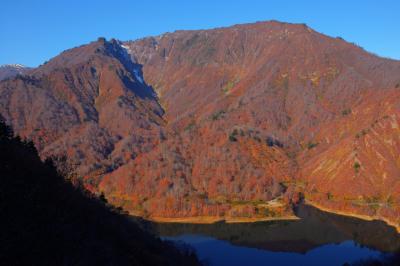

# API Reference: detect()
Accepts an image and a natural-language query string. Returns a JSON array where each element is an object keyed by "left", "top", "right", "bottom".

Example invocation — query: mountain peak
[
  {"left": 0, "top": 64, "right": 27, "bottom": 69},
  {"left": 0, "top": 64, "right": 31, "bottom": 81}
]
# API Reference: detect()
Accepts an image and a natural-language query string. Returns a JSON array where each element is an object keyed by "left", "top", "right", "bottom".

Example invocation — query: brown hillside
[{"left": 1, "top": 21, "right": 400, "bottom": 226}]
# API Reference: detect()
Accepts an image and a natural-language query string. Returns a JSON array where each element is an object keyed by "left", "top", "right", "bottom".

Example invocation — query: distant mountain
[
  {"left": 0, "top": 119, "right": 198, "bottom": 265},
  {"left": 0, "top": 64, "right": 31, "bottom": 80},
  {"left": 1, "top": 21, "right": 400, "bottom": 229}
]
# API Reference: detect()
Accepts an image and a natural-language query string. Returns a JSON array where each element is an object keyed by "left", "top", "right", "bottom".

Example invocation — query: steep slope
[
  {"left": 1, "top": 21, "right": 400, "bottom": 227},
  {"left": 0, "top": 120, "right": 198, "bottom": 266},
  {"left": 0, "top": 64, "right": 31, "bottom": 81},
  {"left": 300, "top": 88, "right": 400, "bottom": 228},
  {"left": 126, "top": 20, "right": 400, "bottom": 129}
]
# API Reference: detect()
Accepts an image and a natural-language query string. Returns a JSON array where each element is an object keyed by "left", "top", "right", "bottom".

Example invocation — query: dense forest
[{"left": 0, "top": 119, "right": 199, "bottom": 265}]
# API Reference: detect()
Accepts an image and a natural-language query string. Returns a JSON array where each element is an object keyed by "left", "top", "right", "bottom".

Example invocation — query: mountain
[
  {"left": 0, "top": 120, "right": 198, "bottom": 265},
  {"left": 0, "top": 64, "right": 31, "bottom": 81},
  {"left": 0, "top": 21, "right": 399, "bottom": 228}
]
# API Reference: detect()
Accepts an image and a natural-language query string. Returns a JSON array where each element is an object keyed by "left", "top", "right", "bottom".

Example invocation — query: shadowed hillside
[{"left": 0, "top": 120, "right": 198, "bottom": 266}]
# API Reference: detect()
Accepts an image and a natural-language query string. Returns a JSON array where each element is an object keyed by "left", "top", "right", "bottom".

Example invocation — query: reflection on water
[
  {"left": 153, "top": 205, "right": 400, "bottom": 266},
  {"left": 163, "top": 236, "right": 381, "bottom": 266}
]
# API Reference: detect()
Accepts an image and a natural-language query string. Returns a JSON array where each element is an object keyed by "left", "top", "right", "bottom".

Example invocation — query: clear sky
[{"left": 1, "top": 0, "right": 399, "bottom": 67}]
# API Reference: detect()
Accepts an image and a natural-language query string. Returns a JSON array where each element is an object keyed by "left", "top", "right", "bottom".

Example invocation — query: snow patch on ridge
[
  {"left": 121, "top": 45, "right": 131, "bottom": 53},
  {"left": 119, "top": 44, "right": 133, "bottom": 61},
  {"left": 119, "top": 43, "right": 144, "bottom": 84},
  {"left": 133, "top": 69, "right": 144, "bottom": 84},
  {"left": 0, "top": 64, "right": 26, "bottom": 69}
]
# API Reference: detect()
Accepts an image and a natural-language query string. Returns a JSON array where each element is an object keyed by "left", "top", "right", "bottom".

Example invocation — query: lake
[{"left": 153, "top": 205, "right": 400, "bottom": 266}]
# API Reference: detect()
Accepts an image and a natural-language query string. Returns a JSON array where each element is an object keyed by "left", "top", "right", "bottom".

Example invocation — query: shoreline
[
  {"left": 132, "top": 202, "right": 399, "bottom": 233},
  {"left": 147, "top": 215, "right": 299, "bottom": 224},
  {"left": 305, "top": 200, "right": 400, "bottom": 233}
]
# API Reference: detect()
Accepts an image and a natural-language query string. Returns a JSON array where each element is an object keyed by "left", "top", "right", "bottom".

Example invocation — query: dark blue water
[
  {"left": 155, "top": 205, "right": 400, "bottom": 266},
  {"left": 163, "top": 235, "right": 380, "bottom": 266}
]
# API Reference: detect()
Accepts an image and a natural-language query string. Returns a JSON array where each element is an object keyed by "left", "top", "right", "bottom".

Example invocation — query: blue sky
[{"left": 1, "top": 0, "right": 399, "bottom": 67}]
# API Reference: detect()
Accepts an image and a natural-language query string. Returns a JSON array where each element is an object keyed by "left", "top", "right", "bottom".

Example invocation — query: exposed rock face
[
  {"left": 0, "top": 64, "right": 31, "bottom": 81},
  {"left": 1, "top": 21, "right": 400, "bottom": 226}
]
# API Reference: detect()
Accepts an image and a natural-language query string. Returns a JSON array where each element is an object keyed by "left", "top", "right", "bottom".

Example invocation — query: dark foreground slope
[{"left": 0, "top": 120, "right": 198, "bottom": 266}]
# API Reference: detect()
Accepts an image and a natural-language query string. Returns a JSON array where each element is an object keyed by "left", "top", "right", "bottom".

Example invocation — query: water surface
[{"left": 155, "top": 205, "right": 400, "bottom": 266}]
